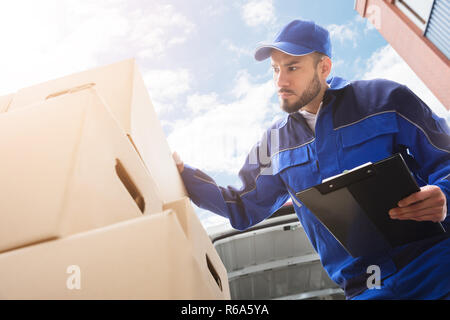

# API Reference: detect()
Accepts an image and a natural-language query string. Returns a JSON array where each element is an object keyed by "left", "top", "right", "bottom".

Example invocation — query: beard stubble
[{"left": 280, "top": 71, "right": 322, "bottom": 114}]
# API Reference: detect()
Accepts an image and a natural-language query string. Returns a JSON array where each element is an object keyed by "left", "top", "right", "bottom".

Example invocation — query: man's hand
[
  {"left": 172, "top": 151, "right": 184, "bottom": 173},
  {"left": 389, "top": 185, "right": 447, "bottom": 223}
]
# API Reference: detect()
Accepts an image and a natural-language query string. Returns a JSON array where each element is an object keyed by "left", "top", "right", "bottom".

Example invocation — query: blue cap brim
[{"left": 254, "top": 41, "right": 315, "bottom": 61}]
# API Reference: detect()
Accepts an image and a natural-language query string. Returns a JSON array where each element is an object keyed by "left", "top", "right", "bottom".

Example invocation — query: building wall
[{"left": 355, "top": 0, "right": 450, "bottom": 110}]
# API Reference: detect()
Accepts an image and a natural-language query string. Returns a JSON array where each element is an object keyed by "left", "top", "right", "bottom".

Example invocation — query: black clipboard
[{"left": 296, "top": 154, "right": 446, "bottom": 257}]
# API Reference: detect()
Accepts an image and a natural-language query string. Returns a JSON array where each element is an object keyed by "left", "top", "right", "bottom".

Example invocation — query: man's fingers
[
  {"left": 390, "top": 206, "right": 445, "bottom": 222},
  {"left": 172, "top": 152, "right": 184, "bottom": 173},
  {"left": 390, "top": 200, "right": 427, "bottom": 215},
  {"left": 390, "top": 196, "right": 444, "bottom": 216},
  {"left": 172, "top": 151, "right": 182, "bottom": 164},
  {"left": 410, "top": 213, "right": 444, "bottom": 223},
  {"left": 389, "top": 185, "right": 446, "bottom": 223},
  {"left": 397, "top": 185, "right": 442, "bottom": 207}
]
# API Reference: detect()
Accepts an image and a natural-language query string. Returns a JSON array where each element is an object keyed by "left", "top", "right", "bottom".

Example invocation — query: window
[{"left": 395, "top": 0, "right": 435, "bottom": 31}]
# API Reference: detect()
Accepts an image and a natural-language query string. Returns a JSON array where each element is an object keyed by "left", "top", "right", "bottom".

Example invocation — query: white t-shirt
[{"left": 299, "top": 102, "right": 322, "bottom": 134}]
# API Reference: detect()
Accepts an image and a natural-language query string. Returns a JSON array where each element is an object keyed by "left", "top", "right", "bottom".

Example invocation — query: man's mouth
[{"left": 279, "top": 90, "right": 295, "bottom": 99}]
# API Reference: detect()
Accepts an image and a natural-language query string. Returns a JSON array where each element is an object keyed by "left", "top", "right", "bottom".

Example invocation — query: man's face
[{"left": 271, "top": 50, "right": 322, "bottom": 113}]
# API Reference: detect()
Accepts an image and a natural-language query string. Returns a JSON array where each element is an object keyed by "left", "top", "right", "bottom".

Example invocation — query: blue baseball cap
[{"left": 254, "top": 20, "right": 332, "bottom": 61}]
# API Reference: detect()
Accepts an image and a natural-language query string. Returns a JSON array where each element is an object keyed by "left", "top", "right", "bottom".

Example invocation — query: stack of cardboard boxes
[{"left": 0, "top": 59, "right": 230, "bottom": 299}]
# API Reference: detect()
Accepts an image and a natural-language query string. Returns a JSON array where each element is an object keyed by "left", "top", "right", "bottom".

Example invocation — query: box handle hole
[
  {"left": 115, "top": 158, "right": 145, "bottom": 214},
  {"left": 206, "top": 254, "right": 222, "bottom": 291}
]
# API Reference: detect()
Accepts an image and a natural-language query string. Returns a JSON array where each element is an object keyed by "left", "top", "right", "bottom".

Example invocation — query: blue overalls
[{"left": 181, "top": 77, "right": 450, "bottom": 299}]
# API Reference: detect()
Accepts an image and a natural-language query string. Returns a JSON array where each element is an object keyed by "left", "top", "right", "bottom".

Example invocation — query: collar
[
  {"left": 326, "top": 76, "right": 351, "bottom": 91},
  {"left": 323, "top": 76, "right": 350, "bottom": 105}
]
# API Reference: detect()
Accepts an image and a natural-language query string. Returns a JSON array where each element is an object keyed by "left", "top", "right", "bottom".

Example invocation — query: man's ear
[{"left": 320, "top": 56, "right": 332, "bottom": 79}]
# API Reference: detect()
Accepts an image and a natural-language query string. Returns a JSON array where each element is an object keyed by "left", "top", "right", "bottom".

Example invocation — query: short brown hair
[{"left": 312, "top": 52, "right": 327, "bottom": 67}]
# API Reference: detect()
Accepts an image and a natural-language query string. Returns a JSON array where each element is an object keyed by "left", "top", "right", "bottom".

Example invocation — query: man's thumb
[{"left": 172, "top": 152, "right": 184, "bottom": 173}]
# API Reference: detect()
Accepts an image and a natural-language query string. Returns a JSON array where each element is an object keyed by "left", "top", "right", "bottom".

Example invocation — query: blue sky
[{"left": 0, "top": 0, "right": 448, "bottom": 230}]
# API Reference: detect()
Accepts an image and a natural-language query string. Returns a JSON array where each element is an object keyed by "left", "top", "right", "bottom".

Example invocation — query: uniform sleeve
[
  {"left": 180, "top": 130, "right": 290, "bottom": 231},
  {"left": 393, "top": 85, "right": 450, "bottom": 228}
]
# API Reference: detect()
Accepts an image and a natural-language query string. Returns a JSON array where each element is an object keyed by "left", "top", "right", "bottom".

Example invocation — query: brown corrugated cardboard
[
  {"left": 7, "top": 59, "right": 186, "bottom": 203},
  {"left": 0, "top": 208, "right": 230, "bottom": 299},
  {"left": 0, "top": 87, "right": 163, "bottom": 253},
  {"left": 162, "top": 197, "right": 230, "bottom": 296},
  {"left": 0, "top": 93, "right": 14, "bottom": 113}
]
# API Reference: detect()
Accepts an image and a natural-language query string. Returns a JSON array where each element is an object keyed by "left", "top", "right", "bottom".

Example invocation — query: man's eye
[
  {"left": 273, "top": 67, "right": 280, "bottom": 73},
  {"left": 288, "top": 66, "right": 298, "bottom": 71}
]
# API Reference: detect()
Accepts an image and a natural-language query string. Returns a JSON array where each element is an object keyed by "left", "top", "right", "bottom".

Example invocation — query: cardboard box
[
  {"left": 0, "top": 205, "right": 230, "bottom": 299},
  {"left": 0, "top": 93, "right": 14, "bottom": 113},
  {"left": 162, "top": 197, "right": 229, "bottom": 296},
  {"left": 0, "top": 87, "right": 163, "bottom": 253},
  {"left": 7, "top": 59, "right": 186, "bottom": 203}
]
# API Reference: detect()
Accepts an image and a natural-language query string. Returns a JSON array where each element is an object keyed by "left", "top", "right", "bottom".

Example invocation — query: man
[{"left": 173, "top": 20, "right": 450, "bottom": 299}]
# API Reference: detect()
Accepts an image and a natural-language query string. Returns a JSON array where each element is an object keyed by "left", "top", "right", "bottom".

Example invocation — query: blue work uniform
[{"left": 180, "top": 77, "right": 450, "bottom": 299}]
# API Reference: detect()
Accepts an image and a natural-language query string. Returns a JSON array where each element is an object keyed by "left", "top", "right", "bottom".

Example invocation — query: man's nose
[{"left": 275, "top": 70, "right": 290, "bottom": 88}]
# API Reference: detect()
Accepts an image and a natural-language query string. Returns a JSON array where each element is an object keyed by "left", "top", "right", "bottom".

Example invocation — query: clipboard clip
[{"left": 315, "top": 163, "right": 377, "bottom": 195}]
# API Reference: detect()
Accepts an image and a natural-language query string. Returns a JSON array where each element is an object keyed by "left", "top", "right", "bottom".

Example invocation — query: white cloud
[
  {"left": 186, "top": 93, "right": 220, "bottom": 115},
  {"left": 201, "top": 1, "right": 229, "bottom": 17},
  {"left": 231, "top": 69, "right": 254, "bottom": 98},
  {"left": 222, "top": 39, "right": 253, "bottom": 58},
  {"left": 362, "top": 45, "right": 449, "bottom": 120},
  {"left": 144, "top": 69, "right": 192, "bottom": 101},
  {"left": 167, "top": 71, "right": 277, "bottom": 175},
  {"left": 0, "top": 0, "right": 133, "bottom": 94},
  {"left": 241, "top": 0, "right": 276, "bottom": 27},
  {"left": 0, "top": 1, "right": 194, "bottom": 95},
  {"left": 326, "top": 15, "right": 380, "bottom": 50},
  {"left": 143, "top": 68, "right": 193, "bottom": 117},
  {"left": 354, "top": 13, "right": 376, "bottom": 34},
  {"left": 327, "top": 23, "right": 358, "bottom": 47},
  {"left": 128, "top": 4, "right": 195, "bottom": 59}
]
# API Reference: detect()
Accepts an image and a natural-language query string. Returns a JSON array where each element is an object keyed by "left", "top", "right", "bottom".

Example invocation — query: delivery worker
[{"left": 173, "top": 20, "right": 450, "bottom": 299}]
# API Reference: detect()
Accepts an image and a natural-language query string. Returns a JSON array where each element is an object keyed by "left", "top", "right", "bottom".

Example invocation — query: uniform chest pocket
[
  {"left": 338, "top": 112, "right": 399, "bottom": 163},
  {"left": 273, "top": 144, "right": 317, "bottom": 192}
]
